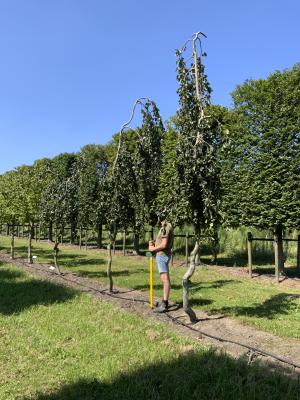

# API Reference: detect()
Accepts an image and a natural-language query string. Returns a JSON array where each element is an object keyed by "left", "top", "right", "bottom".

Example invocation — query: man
[{"left": 148, "top": 213, "right": 174, "bottom": 313}]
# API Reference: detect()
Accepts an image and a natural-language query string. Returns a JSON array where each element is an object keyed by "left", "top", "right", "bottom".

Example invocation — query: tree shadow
[
  {"left": 77, "top": 269, "right": 141, "bottom": 279},
  {"left": 211, "top": 293, "right": 300, "bottom": 320},
  {"left": 189, "top": 298, "right": 213, "bottom": 307},
  {"left": 64, "top": 257, "right": 106, "bottom": 267},
  {"left": 132, "top": 283, "right": 183, "bottom": 291},
  {"left": 253, "top": 265, "right": 300, "bottom": 279},
  {"left": 22, "top": 352, "right": 300, "bottom": 400},
  {"left": 0, "top": 267, "right": 77, "bottom": 315},
  {"left": 190, "top": 279, "right": 241, "bottom": 291},
  {"left": 213, "top": 250, "right": 275, "bottom": 268}
]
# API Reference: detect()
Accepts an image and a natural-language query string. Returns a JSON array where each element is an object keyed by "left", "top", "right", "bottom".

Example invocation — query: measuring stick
[{"left": 149, "top": 253, "right": 154, "bottom": 308}]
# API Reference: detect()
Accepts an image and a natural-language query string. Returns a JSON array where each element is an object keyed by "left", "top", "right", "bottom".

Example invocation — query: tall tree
[
  {"left": 77, "top": 144, "right": 109, "bottom": 248},
  {"left": 222, "top": 64, "right": 300, "bottom": 275},
  {"left": 0, "top": 170, "right": 20, "bottom": 258},
  {"left": 158, "top": 33, "right": 221, "bottom": 321},
  {"left": 40, "top": 153, "right": 78, "bottom": 272}
]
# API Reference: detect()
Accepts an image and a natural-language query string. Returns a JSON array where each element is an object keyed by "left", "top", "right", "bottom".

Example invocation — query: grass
[
  {"left": 1, "top": 236, "right": 300, "bottom": 340},
  {"left": 0, "top": 261, "right": 300, "bottom": 399}
]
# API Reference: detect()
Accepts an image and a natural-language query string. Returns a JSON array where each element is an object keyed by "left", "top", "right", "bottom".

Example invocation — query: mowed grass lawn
[
  {"left": 1, "top": 237, "right": 300, "bottom": 340},
  {"left": 0, "top": 261, "right": 300, "bottom": 400}
]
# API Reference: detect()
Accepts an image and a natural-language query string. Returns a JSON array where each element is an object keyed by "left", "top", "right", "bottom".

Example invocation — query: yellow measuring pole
[{"left": 149, "top": 254, "right": 154, "bottom": 308}]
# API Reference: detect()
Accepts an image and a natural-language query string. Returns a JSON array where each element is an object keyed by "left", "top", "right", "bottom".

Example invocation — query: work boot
[{"left": 154, "top": 300, "right": 168, "bottom": 313}]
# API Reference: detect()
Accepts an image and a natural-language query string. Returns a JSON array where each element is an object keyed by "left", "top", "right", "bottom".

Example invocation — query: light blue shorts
[{"left": 156, "top": 255, "right": 170, "bottom": 274}]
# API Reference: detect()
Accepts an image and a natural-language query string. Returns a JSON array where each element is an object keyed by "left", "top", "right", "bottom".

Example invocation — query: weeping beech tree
[
  {"left": 0, "top": 170, "right": 20, "bottom": 258},
  {"left": 105, "top": 98, "right": 164, "bottom": 292},
  {"left": 40, "top": 153, "right": 78, "bottom": 274},
  {"left": 158, "top": 32, "right": 221, "bottom": 322},
  {"left": 77, "top": 145, "right": 109, "bottom": 249},
  {"left": 131, "top": 101, "right": 165, "bottom": 250}
]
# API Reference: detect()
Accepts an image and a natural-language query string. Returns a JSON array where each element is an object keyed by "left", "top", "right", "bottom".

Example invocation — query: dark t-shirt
[{"left": 155, "top": 222, "right": 174, "bottom": 256}]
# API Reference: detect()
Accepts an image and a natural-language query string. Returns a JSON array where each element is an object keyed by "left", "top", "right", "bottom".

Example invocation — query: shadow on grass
[
  {"left": 132, "top": 279, "right": 239, "bottom": 293},
  {"left": 0, "top": 264, "right": 77, "bottom": 315},
  {"left": 211, "top": 293, "right": 300, "bottom": 320},
  {"left": 190, "top": 279, "right": 241, "bottom": 291},
  {"left": 253, "top": 265, "right": 300, "bottom": 279},
  {"left": 77, "top": 269, "right": 141, "bottom": 279},
  {"left": 22, "top": 351, "right": 300, "bottom": 400},
  {"left": 3, "top": 245, "right": 107, "bottom": 268}
]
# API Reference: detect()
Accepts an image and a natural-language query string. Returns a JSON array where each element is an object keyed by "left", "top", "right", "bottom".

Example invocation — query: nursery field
[
  {"left": 0, "top": 261, "right": 300, "bottom": 400},
  {"left": 1, "top": 237, "right": 300, "bottom": 340}
]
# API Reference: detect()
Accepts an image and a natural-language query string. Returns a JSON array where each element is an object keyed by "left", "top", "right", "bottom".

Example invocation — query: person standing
[{"left": 148, "top": 214, "right": 174, "bottom": 313}]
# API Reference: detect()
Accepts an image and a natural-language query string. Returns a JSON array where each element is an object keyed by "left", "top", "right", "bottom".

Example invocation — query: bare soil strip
[{"left": 1, "top": 253, "right": 300, "bottom": 375}]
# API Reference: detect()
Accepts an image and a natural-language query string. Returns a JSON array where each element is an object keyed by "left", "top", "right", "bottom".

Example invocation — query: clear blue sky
[{"left": 0, "top": 0, "right": 299, "bottom": 173}]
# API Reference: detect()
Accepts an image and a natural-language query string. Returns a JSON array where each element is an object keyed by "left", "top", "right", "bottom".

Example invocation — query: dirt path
[{"left": 1, "top": 253, "right": 300, "bottom": 375}]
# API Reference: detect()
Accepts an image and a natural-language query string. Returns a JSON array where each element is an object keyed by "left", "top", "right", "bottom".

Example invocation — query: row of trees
[{"left": 0, "top": 32, "right": 299, "bottom": 318}]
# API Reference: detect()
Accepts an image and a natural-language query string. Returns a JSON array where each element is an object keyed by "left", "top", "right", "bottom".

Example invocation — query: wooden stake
[
  {"left": 122, "top": 230, "right": 126, "bottom": 256},
  {"left": 297, "top": 235, "right": 300, "bottom": 276},
  {"left": 247, "top": 232, "right": 253, "bottom": 278},
  {"left": 274, "top": 232, "right": 280, "bottom": 283},
  {"left": 185, "top": 232, "right": 189, "bottom": 268}
]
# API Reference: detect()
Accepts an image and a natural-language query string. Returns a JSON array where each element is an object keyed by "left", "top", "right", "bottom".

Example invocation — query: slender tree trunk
[
  {"left": 122, "top": 230, "right": 126, "bottom": 256},
  {"left": 274, "top": 225, "right": 285, "bottom": 280},
  {"left": 85, "top": 229, "right": 88, "bottom": 251},
  {"left": 61, "top": 225, "right": 64, "bottom": 245},
  {"left": 97, "top": 224, "right": 103, "bottom": 248},
  {"left": 182, "top": 240, "right": 199, "bottom": 323},
  {"left": 107, "top": 242, "right": 113, "bottom": 292},
  {"left": 10, "top": 224, "right": 15, "bottom": 259},
  {"left": 6, "top": 223, "right": 9, "bottom": 236},
  {"left": 53, "top": 242, "right": 61, "bottom": 274},
  {"left": 212, "top": 228, "right": 219, "bottom": 264},
  {"left": 28, "top": 223, "right": 34, "bottom": 263},
  {"left": 133, "top": 232, "right": 140, "bottom": 255},
  {"left": 48, "top": 221, "right": 53, "bottom": 242},
  {"left": 70, "top": 222, "right": 76, "bottom": 244},
  {"left": 79, "top": 226, "right": 82, "bottom": 250}
]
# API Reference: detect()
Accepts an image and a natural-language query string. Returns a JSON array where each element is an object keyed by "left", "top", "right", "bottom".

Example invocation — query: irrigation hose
[{"left": 4, "top": 256, "right": 300, "bottom": 371}]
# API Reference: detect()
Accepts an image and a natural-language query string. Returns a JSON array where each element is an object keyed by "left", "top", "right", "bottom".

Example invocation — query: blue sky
[{"left": 0, "top": 0, "right": 299, "bottom": 173}]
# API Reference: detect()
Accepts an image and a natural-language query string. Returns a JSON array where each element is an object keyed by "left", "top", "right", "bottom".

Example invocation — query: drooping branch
[{"left": 112, "top": 97, "right": 152, "bottom": 173}]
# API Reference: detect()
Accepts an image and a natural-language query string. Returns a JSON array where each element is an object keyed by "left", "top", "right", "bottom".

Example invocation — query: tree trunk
[
  {"left": 61, "top": 225, "right": 64, "bottom": 245},
  {"left": 85, "top": 229, "right": 88, "bottom": 251},
  {"left": 70, "top": 223, "right": 76, "bottom": 244},
  {"left": 133, "top": 232, "right": 140, "bottom": 255},
  {"left": 28, "top": 224, "right": 34, "bottom": 263},
  {"left": 274, "top": 225, "right": 285, "bottom": 281},
  {"left": 122, "top": 230, "right": 126, "bottom": 256},
  {"left": 79, "top": 226, "right": 82, "bottom": 250},
  {"left": 10, "top": 224, "right": 15, "bottom": 259},
  {"left": 6, "top": 223, "right": 9, "bottom": 236},
  {"left": 97, "top": 224, "right": 103, "bottom": 248},
  {"left": 48, "top": 221, "right": 53, "bottom": 242},
  {"left": 53, "top": 242, "right": 61, "bottom": 274},
  {"left": 182, "top": 240, "right": 199, "bottom": 323},
  {"left": 212, "top": 228, "right": 219, "bottom": 264},
  {"left": 107, "top": 242, "right": 113, "bottom": 292}
]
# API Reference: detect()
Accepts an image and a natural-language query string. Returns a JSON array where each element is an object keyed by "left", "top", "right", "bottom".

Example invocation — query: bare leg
[{"left": 160, "top": 272, "right": 170, "bottom": 301}]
